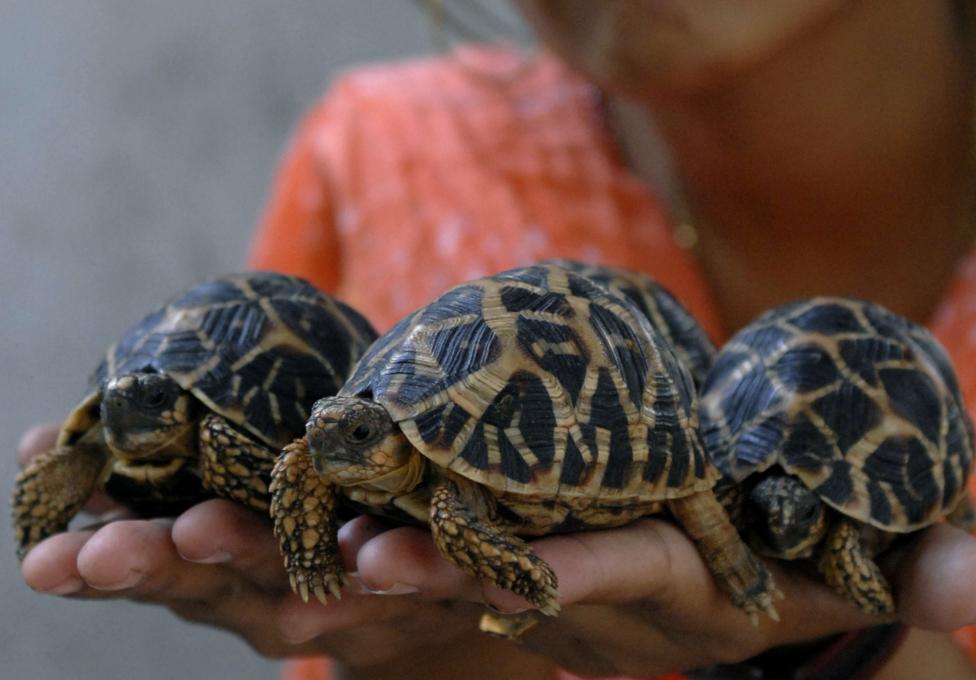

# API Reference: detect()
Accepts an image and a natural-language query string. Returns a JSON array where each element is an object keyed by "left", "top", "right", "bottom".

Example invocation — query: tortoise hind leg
[
  {"left": 198, "top": 413, "right": 277, "bottom": 511},
  {"left": 668, "top": 491, "right": 780, "bottom": 624},
  {"left": 429, "top": 476, "right": 559, "bottom": 616},
  {"left": 817, "top": 518, "right": 894, "bottom": 615},
  {"left": 12, "top": 443, "right": 106, "bottom": 560}
]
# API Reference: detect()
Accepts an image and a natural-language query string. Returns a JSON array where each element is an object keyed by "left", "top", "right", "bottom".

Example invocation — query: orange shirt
[{"left": 248, "top": 46, "right": 976, "bottom": 680}]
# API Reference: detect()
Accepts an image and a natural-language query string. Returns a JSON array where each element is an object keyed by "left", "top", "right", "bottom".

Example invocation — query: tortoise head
[
  {"left": 306, "top": 396, "right": 423, "bottom": 493},
  {"left": 101, "top": 372, "right": 194, "bottom": 461},
  {"left": 747, "top": 474, "right": 828, "bottom": 559}
]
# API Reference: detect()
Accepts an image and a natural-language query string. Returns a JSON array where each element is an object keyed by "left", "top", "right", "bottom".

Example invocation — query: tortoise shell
[
  {"left": 700, "top": 297, "right": 973, "bottom": 532},
  {"left": 341, "top": 263, "right": 714, "bottom": 499},
  {"left": 543, "top": 259, "right": 716, "bottom": 387},
  {"left": 60, "top": 272, "right": 377, "bottom": 450}
]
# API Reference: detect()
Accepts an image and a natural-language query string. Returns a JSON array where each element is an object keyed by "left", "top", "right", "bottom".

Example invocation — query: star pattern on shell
[{"left": 701, "top": 297, "right": 974, "bottom": 531}]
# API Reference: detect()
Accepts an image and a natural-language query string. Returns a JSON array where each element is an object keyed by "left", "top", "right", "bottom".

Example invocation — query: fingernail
[
  {"left": 181, "top": 550, "right": 231, "bottom": 565},
  {"left": 364, "top": 583, "right": 419, "bottom": 595},
  {"left": 41, "top": 578, "right": 84, "bottom": 596},
  {"left": 91, "top": 570, "right": 143, "bottom": 591}
]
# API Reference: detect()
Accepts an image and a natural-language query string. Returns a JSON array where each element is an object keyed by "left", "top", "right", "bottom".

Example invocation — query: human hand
[
  {"left": 340, "top": 516, "right": 976, "bottom": 678},
  {"left": 16, "top": 424, "right": 548, "bottom": 676},
  {"left": 18, "top": 423, "right": 976, "bottom": 678}
]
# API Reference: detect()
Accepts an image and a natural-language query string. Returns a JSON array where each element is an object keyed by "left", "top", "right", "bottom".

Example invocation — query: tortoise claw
[
  {"left": 287, "top": 569, "right": 347, "bottom": 605},
  {"left": 310, "top": 581, "right": 342, "bottom": 605},
  {"left": 534, "top": 584, "right": 561, "bottom": 617},
  {"left": 740, "top": 588, "right": 781, "bottom": 626}
]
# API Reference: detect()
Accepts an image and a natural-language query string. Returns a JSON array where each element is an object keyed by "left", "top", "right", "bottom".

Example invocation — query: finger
[
  {"left": 338, "top": 514, "right": 395, "bottom": 573},
  {"left": 66, "top": 516, "right": 323, "bottom": 655},
  {"left": 77, "top": 519, "right": 213, "bottom": 600},
  {"left": 350, "top": 521, "right": 745, "bottom": 617},
  {"left": 19, "top": 509, "right": 427, "bottom": 660},
  {"left": 49, "top": 517, "right": 267, "bottom": 607},
  {"left": 354, "top": 516, "right": 880, "bottom": 647},
  {"left": 21, "top": 530, "right": 96, "bottom": 595},
  {"left": 885, "top": 523, "right": 976, "bottom": 630},
  {"left": 542, "top": 520, "right": 878, "bottom": 638},
  {"left": 355, "top": 525, "right": 477, "bottom": 598},
  {"left": 17, "top": 423, "right": 60, "bottom": 466},
  {"left": 21, "top": 522, "right": 193, "bottom": 601},
  {"left": 171, "top": 499, "right": 288, "bottom": 592},
  {"left": 266, "top": 519, "right": 456, "bottom": 645},
  {"left": 274, "top": 586, "right": 427, "bottom": 643}
]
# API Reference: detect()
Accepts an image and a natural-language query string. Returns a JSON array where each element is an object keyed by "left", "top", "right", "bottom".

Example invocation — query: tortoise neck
[{"left": 362, "top": 448, "right": 426, "bottom": 494}]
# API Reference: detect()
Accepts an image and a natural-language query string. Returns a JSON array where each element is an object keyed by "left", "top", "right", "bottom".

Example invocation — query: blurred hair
[{"left": 411, "top": 0, "right": 534, "bottom": 51}]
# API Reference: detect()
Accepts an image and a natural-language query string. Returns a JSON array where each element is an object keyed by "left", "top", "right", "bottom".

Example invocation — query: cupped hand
[
  {"left": 17, "top": 423, "right": 548, "bottom": 675},
  {"left": 347, "top": 517, "right": 976, "bottom": 678},
  {"left": 21, "top": 500, "right": 504, "bottom": 666},
  {"left": 18, "top": 423, "right": 976, "bottom": 678}
]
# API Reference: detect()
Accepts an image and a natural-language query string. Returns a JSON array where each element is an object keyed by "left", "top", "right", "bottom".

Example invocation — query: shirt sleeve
[{"left": 247, "top": 93, "right": 343, "bottom": 295}]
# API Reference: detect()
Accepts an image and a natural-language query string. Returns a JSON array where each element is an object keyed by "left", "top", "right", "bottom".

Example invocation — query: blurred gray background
[{"left": 0, "top": 2, "right": 434, "bottom": 678}]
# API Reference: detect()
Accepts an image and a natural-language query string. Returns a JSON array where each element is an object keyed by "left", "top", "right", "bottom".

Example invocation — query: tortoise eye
[
  {"left": 798, "top": 502, "right": 818, "bottom": 523},
  {"left": 348, "top": 424, "right": 373, "bottom": 443},
  {"left": 141, "top": 389, "right": 169, "bottom": 409}
]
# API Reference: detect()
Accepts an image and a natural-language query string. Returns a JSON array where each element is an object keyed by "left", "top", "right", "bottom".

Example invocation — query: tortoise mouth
[
  {"left": 105, "top": 420, "right": 196, "bottom": 462},
  {"left": 110, "top": 457, "right": 189, "bottom": 483},
  {"left": 310, "top": 448, "right": 355, "bottom": 473}
]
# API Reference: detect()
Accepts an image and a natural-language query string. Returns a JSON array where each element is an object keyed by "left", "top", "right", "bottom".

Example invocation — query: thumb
[{"left": 885, "top": 523, "right": 976, "bottom": 631}]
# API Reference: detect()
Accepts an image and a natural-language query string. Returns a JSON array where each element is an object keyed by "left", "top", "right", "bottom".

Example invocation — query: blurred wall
[{"left": 0, "top": 2, "right": 431, "bottom": 678}]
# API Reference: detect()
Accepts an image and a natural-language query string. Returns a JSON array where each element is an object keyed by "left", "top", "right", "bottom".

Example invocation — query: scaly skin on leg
[
  {"left": 714, "top": 482, "right": 746, "bottom": 530},
  {"left": 199, "top": 413, "right": 276, "bottom": 512},
  {"left": 668, "top": 491, "right": 781, "bottom": 624},
  {"left": 817, "top": 518, "right": 894, "bottom": 615},
  {"left": 429, "top": 477, "right": 560, "bottom": 616},
  {"left": 269, "top": 437, "right": 345, "bottom": 604},
  {"left": 12, "top": 443, "right": 107, "bottom": 560}
]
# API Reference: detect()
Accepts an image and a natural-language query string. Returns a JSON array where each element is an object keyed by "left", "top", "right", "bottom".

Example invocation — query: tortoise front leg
[
  {"left": 198, "top": 413, "right": 276, "bottom": 512},
  {"left": 714, "top": 480, "right": 746, "bottom": 531},
  {"left": 270, "top": 437, "right": 345, "bottom": 604},
  {"left": 12, "top": 443, "right": 107, "bottom": 559},
  {"left": 668, "top": 490, "right": 780, "bottom": 624},
  {"left": 429, "top": 476, "right": 560, "bottom": 616},
  {"left": 817, "top": 518, "right": 894, "bottom": 615}
]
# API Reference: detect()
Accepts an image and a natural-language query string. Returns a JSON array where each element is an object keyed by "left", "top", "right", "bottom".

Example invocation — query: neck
[
  {"left": 614, "top": 0, "right": 974, "bottom": 332},
  {"left": 363, "top": 452, "right": 426, "bottom": 494}
]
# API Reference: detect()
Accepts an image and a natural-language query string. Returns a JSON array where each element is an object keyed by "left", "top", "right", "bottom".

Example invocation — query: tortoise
[
  {"left": 13, "top": 271, "right": 377, "bottom": 559},
  {"left": 271, "top": 263, "right": 778, "bottom": 620},
  {"left": 699, "top": 297, "right": 975, "bottom": 614},
  {"left": 543, "top": 259, "right": 716, "bottom": 387}
]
